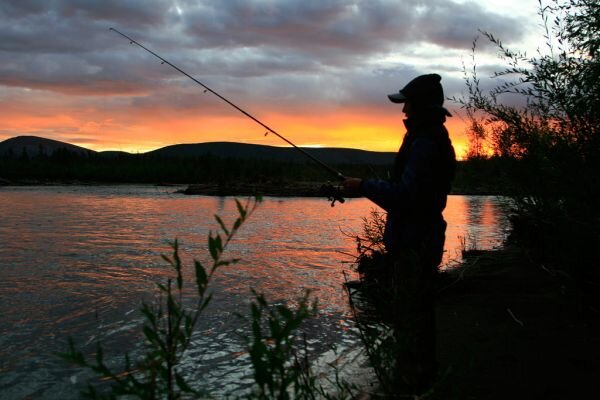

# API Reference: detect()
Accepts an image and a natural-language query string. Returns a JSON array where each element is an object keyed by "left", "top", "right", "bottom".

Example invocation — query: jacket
[{"left": 360, "top": 108, "right": 456, "bottom": 261}]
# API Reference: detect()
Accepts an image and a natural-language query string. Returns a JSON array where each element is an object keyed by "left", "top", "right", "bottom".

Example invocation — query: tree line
[{"left": 0, "top": 146, "right": 517, "bottom": 194}]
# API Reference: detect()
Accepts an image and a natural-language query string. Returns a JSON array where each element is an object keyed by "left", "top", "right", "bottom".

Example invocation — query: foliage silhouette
[{"left": 457, "top": 0, "right": 600, "bottom": 306}]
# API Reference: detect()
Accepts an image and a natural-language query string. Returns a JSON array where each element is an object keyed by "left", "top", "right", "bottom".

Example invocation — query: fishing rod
[{"left": 109, "top": 28, "right": 346, "bottom": 204}]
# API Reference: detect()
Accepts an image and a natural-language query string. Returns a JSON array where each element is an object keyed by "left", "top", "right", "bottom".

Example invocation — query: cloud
[
  {"left": 0, "top": 0, "right": 539, "bottom": 152},
  {"left": 0, "top": 0, "right": 169, "bottom": 28},
  {"left": 180, "top": 0, "right": 524, "bottom": 62},
  {"left": 0, "top": 0, "right": 528, "bottom": 97}
]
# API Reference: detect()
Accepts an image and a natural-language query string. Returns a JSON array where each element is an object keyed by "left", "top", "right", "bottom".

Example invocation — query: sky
[{"left": 0, "top": 0, "right": 545, "bottom": 158}]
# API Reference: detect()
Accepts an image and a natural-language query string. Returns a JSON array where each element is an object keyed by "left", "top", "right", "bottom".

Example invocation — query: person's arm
[{"left": 359, "top": 138, "right": 437, "bottom": 211}]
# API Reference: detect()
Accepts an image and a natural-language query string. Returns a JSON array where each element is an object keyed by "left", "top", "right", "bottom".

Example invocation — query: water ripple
[{"left": 0, "top": 185, "right": 511, "bottom": 398}]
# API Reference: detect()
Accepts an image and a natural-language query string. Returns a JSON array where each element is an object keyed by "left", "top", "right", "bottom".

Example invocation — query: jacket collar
[{"left": 403, "top": 107, "right": 449, "bottom": 133}]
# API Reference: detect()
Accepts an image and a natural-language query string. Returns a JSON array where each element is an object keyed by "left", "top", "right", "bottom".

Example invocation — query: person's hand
[{"left": 343, "top": 177, "right": 362, "bottom": 195}]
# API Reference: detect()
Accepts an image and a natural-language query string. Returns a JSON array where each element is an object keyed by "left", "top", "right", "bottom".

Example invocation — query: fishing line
[{"left": 109, "top": 28, "right": 346, "bottom": 183}]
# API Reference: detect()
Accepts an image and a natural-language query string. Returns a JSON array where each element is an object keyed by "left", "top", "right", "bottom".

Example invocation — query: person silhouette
[{"left": 343, "top": 73, "right": 456, "bottom": 394}]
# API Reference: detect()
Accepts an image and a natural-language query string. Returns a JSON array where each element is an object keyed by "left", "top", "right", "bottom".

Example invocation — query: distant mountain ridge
[
  {"left": 0, "top": 136, "right": 95, "bottom": 157},
  {"left": 148, "top": 141, "right": 396, "bottom": 165},
  {"left": 0, "top": 136, "right": 395, "bottom": 165}
]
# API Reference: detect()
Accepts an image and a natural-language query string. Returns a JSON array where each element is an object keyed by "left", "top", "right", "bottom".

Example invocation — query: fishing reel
[{"left": 320, "top": 183, "right": 345, "bottom": 207}]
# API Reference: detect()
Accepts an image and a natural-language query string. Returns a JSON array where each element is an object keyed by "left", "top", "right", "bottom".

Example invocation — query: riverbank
[
  {"left": 0, "top": 179, "right": 507, "bottom": 196},
  {"left": 181, "top": 182, "right": 506, "bottom": 196},
  {"left": 431, "top": 247, "right": 600, "bottom": 399}
]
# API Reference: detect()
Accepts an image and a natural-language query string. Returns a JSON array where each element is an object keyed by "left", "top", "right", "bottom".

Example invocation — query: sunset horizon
[
  {"left": 3, "top": 2, "right": 599, "bottom": 399},
  {"left": 0, "top": 1, "right": 544, "bottom": 161},
  {"left": 0, "top": 112, "right": 469, "bottom": 157}
]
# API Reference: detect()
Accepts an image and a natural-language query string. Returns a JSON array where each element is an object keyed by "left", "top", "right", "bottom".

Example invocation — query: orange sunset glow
[{"left": 1, "top": 93, "right": 470, "bottom": 158}]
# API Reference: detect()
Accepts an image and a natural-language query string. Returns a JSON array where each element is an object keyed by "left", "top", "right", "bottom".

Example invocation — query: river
[{"left": 0, "top": 185, "right": 511, "bottom": 398}]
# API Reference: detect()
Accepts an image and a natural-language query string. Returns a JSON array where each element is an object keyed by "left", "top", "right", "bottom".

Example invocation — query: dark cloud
[
  {"left": 0, "top": 0, "right": 532, "bottom": 109},
  {"left": 0, "top": 0, "right": 169, "bottom": 28},
  {"left": 0, "top": 0, "right": 173, "bottom": 55},
  {"left": 180, "top": 0, "right": 524, "bottom": 61},
  {"left": 61, "top": 137, "right": 105, "bottom": 144},
  {"left": 417, "top": 1, "right": 524, "bottom": 49},
  {"left": 0, "top": 1, "right": 50, "bottom": 18}
]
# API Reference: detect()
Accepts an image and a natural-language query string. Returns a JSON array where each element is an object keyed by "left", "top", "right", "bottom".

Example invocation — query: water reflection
[
  {"left": 0, "top": 186, "right": 511, "bottom": 398},
  {"left": 442, "top": 196, "right": 511, "bottom": 266}
]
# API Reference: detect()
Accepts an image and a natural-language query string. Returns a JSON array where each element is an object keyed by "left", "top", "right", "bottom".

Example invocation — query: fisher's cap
[{"left": 388, "top": 73, "right": 451, "bottom": 115}]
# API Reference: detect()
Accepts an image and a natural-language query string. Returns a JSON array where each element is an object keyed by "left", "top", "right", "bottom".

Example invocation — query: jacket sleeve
[{"left": 360, "top": 138, "right": 437, "bottom": 212}]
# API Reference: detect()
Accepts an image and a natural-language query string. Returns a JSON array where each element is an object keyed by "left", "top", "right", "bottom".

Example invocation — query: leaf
[
  {"left": 95, "top": 343, "right": 104, "bottom": 365},
  {"left": 161, "top": 254, "right": 172, "bottom": 265},
  {"left": 268, "top": 317, "right": 282, "bottom": 339},
  {"left": 140, "top": 303, "right": 157, "bottom": 327},
  {"left": 143, "top": 325, "right": 160, "bottom": 345},
  {"left": 176, "top": 270, "right": 183, "bottom": 292},
  {"left": 173, "top": 247, "right": 183, "bottom": 290},
  {"left": 194, "top": 260, "right": 208, "bottom": 295},
  {"left": 175, "top": 371, "right": 194, "bottom": 393},
  {"left": 214, "top": 214, "right": 230, "bottom": 235},
  {"left": 233, "top": 218, "right": 242, "bottom": 231},
  {"left": 184, "top": 315, "right": 193, "bottom": 335},
  {"left": 208, "top": 233, "right": 223, "bottom": 261},
  {"left": 214, "top": 260, "right": 230, "bottom": 268},
  {"left": 167, "top": 292, "right": 179, "bottom": 317},
  {"left": 278, "top": 305, "right": 294, "bottom": 322},
  {"left": 235, "top": 198, "right": 247, "bottom": 219},
  {"left": 156, "top": 282, "right": 167, "bottom": 293},
  {"left": 214, "top": 258, "right": 240, "bottom": 267}
]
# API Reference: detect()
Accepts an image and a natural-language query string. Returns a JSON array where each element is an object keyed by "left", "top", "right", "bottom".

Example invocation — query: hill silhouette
[
  {"left": 147, "top": 141, "right": 395, "bottom": 165},
  {"left": 0, "top": 136, "right": 95, "bottom": 157},
  {"left": 0, "top": 136, "right": 395, "bottom": 165}
]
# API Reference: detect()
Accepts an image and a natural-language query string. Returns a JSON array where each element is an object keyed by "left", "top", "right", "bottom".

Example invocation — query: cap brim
[{"left": 387, "top": 92, "right": 407, "bottom": 103}]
